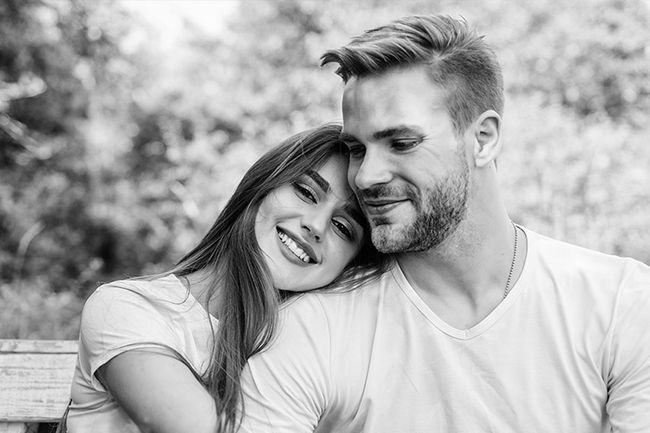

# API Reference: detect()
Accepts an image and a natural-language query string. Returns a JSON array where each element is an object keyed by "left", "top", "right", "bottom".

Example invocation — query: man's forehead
[
  {"left": 342, "top": 75, "right": 400, "bottom": 128},
  {"left": 342, "top": 68, "right": 447, "bottom": 136},
  {"left": 342, "top": 73, "right": 392, "bottom": 103}
]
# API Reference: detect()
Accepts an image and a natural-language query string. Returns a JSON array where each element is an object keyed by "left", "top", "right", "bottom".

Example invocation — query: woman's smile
[{"left": 276, "top": 228, "right": 317, "bottom": 264}]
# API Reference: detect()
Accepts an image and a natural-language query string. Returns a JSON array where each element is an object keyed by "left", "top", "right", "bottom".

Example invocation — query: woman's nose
[{"left": 301, "top": 209, "right": 328, "bottom": 242}]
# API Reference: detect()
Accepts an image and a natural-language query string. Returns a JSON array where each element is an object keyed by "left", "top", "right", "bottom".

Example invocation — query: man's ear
[{"left": 472, "top": 110, "right": 501, "bottom": 168}]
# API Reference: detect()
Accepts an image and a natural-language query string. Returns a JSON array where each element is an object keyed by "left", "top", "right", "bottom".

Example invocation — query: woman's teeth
[{"left": 278, "top": 231, "right": 312, "bottom": 263}]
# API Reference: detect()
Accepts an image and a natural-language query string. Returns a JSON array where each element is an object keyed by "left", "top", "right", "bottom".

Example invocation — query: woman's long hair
[{"left": 168, "top": 123, "right": 389, "bottom": 432}]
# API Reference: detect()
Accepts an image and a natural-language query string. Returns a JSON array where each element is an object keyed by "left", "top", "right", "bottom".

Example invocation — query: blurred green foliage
[{"left": 1, "top": 0, "right": 649, "bottom": 338}]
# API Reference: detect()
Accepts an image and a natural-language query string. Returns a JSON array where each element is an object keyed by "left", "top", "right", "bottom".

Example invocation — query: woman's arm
[{"left": 98, "top": 349, "right": 219, "bottom": 433}]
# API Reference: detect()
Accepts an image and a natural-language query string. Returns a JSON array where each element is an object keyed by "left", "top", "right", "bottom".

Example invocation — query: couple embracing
[{"left": 66, "top": 14, "right": 650, "bottom": 433}]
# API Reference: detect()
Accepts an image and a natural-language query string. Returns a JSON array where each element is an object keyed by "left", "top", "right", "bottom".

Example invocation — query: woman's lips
[{"left": 276, "top": 228, "right": 318, "bottom": 264}]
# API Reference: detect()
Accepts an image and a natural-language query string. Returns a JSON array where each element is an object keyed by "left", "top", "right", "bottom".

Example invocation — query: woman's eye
[
  {"left": 347, "top": 144, "right": 365, "bottom": 159},
  {"left": 293, "top": 183, "right": 316, "bottom": 203},
  {"left": 332, "top": 218, "right": 353, "bottom": 241}
]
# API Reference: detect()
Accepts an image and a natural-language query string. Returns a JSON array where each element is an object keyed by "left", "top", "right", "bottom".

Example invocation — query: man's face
[{"left": 341, "top": 66, "right": 470, "bottom": 253}]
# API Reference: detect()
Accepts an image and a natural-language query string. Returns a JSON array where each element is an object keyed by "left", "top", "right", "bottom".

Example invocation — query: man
[{"left": 239, "top": 15, "right": 650, "bottom": 432}]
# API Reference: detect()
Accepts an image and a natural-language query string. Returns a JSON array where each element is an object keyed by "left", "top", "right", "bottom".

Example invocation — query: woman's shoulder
[
  {"left": 81, "top": 275, "right": 193, "bottom": 331},
  {"left": 87, "top": 275, "right": 186, "bottom": 308},
  {"left": 76, "top": 275, "right": 204, "bottom": 394}
]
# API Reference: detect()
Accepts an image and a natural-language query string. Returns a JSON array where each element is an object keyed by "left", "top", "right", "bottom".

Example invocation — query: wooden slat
[
  {"left": 0, "top": 422, "right": 30, "bottom": 433},
  {"left": 0, "top": 339, "right": 77, "bottom": 354},
  {"left": 0, "top": 340, "right": 77, "bottom": 423}
]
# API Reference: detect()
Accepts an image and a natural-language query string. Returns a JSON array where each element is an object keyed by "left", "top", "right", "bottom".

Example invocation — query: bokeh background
[{"left": 1, "top": 0, "right": 649, "bottom": 339}]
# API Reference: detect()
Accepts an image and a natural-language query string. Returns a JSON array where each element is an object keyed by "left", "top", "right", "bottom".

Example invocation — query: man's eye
[
  {"left": 292, "top": 183, "right": 316, "bottom": 203},
  {"left": 332, "top": 218, "right": 353, "bottom": 241},
  {"left": 392, "top": 139, "right": 420, "bottom": 151}
]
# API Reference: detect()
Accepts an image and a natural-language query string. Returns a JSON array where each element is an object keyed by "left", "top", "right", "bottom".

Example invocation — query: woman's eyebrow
[
  {"left": 305, "top": 170, "right": 330, "bottom": 192},
  {"left": 339, "top": 132, "right": 361, "bottom": 144},
  {"left": 305, "top": 169, "right": 366, "bottom": 228}
]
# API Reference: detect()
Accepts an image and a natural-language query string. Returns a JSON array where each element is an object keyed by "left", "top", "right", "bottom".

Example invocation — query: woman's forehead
[{"left": 309, "top": 154, "right": 352, "bottom": 194}]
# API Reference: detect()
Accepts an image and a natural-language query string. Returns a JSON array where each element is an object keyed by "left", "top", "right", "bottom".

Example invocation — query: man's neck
[{"left": 396, "top": 216, "right": 527, "bottom": 329}]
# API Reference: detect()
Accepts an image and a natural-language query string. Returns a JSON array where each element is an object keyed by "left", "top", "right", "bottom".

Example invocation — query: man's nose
[{"left": 352, "top": 147, "right": 393, "bottom": 190}]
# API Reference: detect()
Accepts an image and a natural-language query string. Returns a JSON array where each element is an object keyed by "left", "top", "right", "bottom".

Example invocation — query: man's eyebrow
[
  {"left": 305, "top": 170, "right": 330, "bottom": 192},
  {"left": 372, "top": 126, "right": 424, "bottom": 141},
  {"left": 340, "top": 126, "right": 424, "bottom": 144}
]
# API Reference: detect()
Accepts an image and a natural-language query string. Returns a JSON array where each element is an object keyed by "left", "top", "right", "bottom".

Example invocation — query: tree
[{"left": 2, "top": 0, "right": 648, "bottom": 338}]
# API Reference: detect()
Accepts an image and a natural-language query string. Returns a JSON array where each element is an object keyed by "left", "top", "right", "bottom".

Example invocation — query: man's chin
[{"left": 370, "top": 224, "right": 412, "bottom": 253}]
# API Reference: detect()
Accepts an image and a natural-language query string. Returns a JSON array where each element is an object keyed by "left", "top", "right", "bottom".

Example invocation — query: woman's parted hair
[
  {"left": 171, "top": 123, "right": 388, "bottom": 432},
  {"left": 321, "top": 15, "right": 504, "bottom": 135}
]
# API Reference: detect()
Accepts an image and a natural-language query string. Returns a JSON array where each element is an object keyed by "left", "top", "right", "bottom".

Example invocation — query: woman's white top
[{"left": 67, "top": 275, "right": 217, "bottom": 432}]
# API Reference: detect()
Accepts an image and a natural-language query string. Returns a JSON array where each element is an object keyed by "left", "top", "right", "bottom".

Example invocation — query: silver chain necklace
[{"left": 502, "top": 222, "right": 519, "bottom": 299}]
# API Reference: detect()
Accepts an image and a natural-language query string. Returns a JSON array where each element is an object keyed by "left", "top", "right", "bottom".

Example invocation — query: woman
[{"left": 65, "top": 124, "right": 389, "bottom": 433}]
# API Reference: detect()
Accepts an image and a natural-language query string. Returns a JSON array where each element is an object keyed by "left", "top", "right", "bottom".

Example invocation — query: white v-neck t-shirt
[
  {"left": 240, "top": 227, "right": 650, "bottom": 432},
  {"left": 67, "top": 275, "right": 217, "bottom": 433}
]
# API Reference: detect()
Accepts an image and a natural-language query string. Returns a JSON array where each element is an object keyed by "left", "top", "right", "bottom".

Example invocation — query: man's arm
[
  {"left": 238, "top": 296, "right": 332, "bottom": 432},
  {"left": 606, "top": 260, "right": 650, "bottom": 432}
]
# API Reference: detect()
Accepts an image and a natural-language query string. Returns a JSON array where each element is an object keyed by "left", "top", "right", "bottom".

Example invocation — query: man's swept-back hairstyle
[{"left": 321, "top": 15, "right": 504, "bottom": 134}]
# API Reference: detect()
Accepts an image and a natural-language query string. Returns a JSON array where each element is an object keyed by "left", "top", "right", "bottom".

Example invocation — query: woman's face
[{"left": 255, "top": 154, "right": 366, "bottom": 292}]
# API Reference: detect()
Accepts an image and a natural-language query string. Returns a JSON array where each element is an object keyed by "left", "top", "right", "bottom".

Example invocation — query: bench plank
[
  {"left": 0, "top": 340, "right": 77, "bottom": 423},
  {"left": 0, "top": 423, "right": 30, "bottom": 433},
  {"left": 0, "top": 340, "right": 78, "bottom": 354}
]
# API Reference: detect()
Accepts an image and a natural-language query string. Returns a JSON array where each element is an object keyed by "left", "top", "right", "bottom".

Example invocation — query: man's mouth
[
  {"left": 361, "top": 198, "right": 408, "bottom": 215},
  {"left": 277, "top": 229, "right": 317, "bottom": 263}
]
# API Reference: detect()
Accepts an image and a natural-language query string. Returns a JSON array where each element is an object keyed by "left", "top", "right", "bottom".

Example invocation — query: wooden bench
[{"left": 0, "top": 339, "right": 78, "bottom": 433}]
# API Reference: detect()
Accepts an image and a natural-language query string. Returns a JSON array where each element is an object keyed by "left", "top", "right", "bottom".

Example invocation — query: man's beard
[{"left": 363, "top": 161, "right": 469, "bottom": 254}]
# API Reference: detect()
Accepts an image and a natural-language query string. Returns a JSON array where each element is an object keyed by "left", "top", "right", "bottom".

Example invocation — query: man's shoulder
[
  {"left": 296, "top": 267, "right": 393, "bottom": 298},
  {"left": 528, "top": 227, "right": 631, "bottom": 266},
  {"left": 279, "top": 268, "right": 399, "bottom": 324},
  {"left": 525, "top": 226, "right": 649, "bottom": 290}
]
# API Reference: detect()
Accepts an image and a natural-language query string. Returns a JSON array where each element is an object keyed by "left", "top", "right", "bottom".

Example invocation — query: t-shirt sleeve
[
  {"left": 606, "top": 260, "right": 650, "bottom": 432},
  {"left": 238, "top": 296, "right": 332, "bottom": 433},
  {"left": 78, "top": 282, "right": 179, "bottom": 391}
]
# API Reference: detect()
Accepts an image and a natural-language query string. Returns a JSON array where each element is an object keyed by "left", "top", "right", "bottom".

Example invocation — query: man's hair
[{"left": 321, "top": 15, "right": 504, "bottom": 134}]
